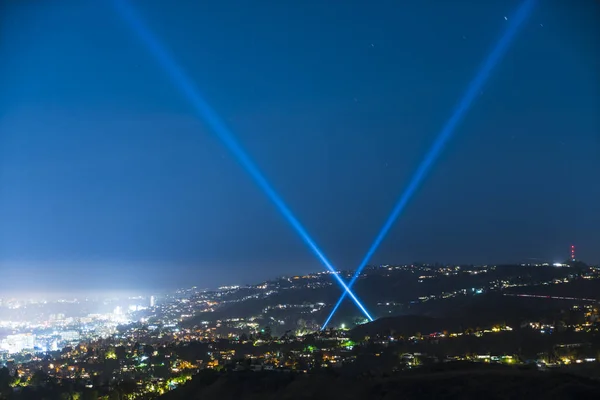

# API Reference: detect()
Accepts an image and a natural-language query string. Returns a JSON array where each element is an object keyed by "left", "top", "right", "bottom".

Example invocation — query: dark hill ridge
[
  {"left": 350, "top": 315, "right": 461, "bottom": 338},
  {"left": 410, "top": 292, "right": 571, "bottom": 322},
  {"left": 160, "top": 364, "right": 600, "bottom": 400},
  {"left": 350, "top": 291, "right": 579, "bottom": 339},
  {"left": 182, "top": 266, "right": 595, "bottom": 330},
  {"left": 504, "top": 278, "right": 600, "bottom": 299}
]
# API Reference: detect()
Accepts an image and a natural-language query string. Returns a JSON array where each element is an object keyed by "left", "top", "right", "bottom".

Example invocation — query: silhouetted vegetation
[{"left": 159, "top": 363, "right": 600, "bottom": 400}]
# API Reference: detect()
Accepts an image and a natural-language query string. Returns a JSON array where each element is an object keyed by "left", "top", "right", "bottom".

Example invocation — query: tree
[
  {"left": 143, "top": 344, "right": 154, "bottom": 357},
  {"left": 30, "top": 369, "right": 49, "bottom": 387},
  {"left": 261, "top": 326, "right": 272, "bottom": 341},
  {"left": 81, "top": 389, "right": 98, "bottom": 400},
  {"left": 108, "top": 390, "right": 122, "bottom": 400},
  {"left": 303, "top": 334, "right": 316, "bottom": 347},
  {"left": 116, "top": 380, "right": 137, "bottom": 397},
  {"left": 115, "top": 346, "right": 127, "bottom": 361},
  {"left": 296, "top": 357, "right": 309, "bottom": 371},
  {"left": 132, "top": 342, "right": 140, "bottom": 357},
  {"left": 153, "top": 364, "right": 170, "bottom": 380},
  {"left": 0, "top": 367, "right": 11, "bottom": 397}
]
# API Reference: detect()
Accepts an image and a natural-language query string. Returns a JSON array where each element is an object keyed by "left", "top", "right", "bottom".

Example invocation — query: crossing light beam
[
  {"left": 321, "top": 0, "right": 537, "bottom": 330},
  {"left": 113, "top": 0, "right": 374, "bottom": 322}
]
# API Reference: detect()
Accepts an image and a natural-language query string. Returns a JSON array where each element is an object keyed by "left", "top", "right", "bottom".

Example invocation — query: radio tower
[{"left": 571, "top": 245, "right": 576, "bottom": 261}]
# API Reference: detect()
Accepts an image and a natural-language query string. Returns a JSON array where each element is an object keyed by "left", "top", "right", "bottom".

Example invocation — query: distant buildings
[{"left": 0, "top": 333, "right": 35, "bottom": 353}]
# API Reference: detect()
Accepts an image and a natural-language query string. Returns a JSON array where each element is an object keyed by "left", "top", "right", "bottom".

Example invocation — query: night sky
[{"left": 1, "top": 0, "right": 598, "bottom": 293}]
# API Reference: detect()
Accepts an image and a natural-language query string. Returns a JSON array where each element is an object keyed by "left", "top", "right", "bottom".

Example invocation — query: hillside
[
  {"left": 350, "top": 315, "right": 461, "bottom": 338},
  {"left": 181, "top": 265, "right": 594, "bottom": 332},
  {"left": 160, "top": 364, "right": 600, "bottom": 400},
  {"left": 348, "top": 292, "right": 575, "bottom": 339}
]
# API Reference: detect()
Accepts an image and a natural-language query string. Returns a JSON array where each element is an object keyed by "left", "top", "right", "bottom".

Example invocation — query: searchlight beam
[
  {"left": 113, "top": 0, "right": 374, "bottom": 322},
  {"left": 322, "top": 0, "right": 537, "bottom": 330}
]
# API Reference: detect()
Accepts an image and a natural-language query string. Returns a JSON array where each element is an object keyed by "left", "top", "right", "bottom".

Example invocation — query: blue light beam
[
  {"left": 321, "top": 0, "right": 537, "bottom": 330},
  {"left": 112, "top": 0, "right": 374, "bottom": 322}
]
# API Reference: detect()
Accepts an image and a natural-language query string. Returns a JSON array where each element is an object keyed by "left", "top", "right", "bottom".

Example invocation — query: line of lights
[
  {"left": 113, "top": 0, "right": 373, "bottom": 321},
  {"left": 322, "top": 0, "right": 538, "bottom": 329}
]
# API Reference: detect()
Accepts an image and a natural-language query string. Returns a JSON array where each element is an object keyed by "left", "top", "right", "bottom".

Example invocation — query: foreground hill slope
[{"left": 161, "top": 364, "right": 600, "bottom": 400}]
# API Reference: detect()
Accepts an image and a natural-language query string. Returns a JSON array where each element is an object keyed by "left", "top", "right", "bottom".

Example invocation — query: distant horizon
[{"left": 1, "top": 254, "right": 594, "bottom": 300}]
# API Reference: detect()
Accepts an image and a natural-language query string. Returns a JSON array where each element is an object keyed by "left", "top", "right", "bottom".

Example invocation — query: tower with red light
[{"left": 571, "top": 245, "right": 576, "bottom": 261}]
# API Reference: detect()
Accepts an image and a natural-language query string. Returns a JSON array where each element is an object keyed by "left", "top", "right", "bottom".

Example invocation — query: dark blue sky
[{"left": 1, "top": 0, "right": 598, "bottom": 292}]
